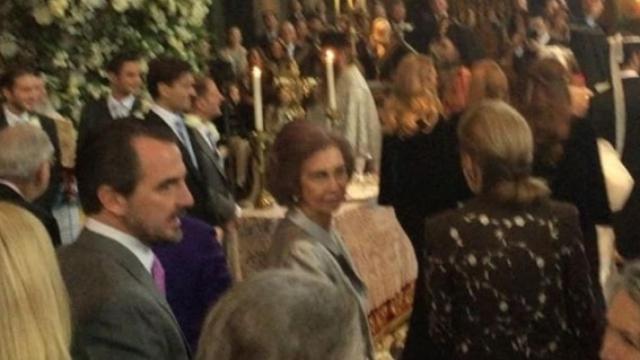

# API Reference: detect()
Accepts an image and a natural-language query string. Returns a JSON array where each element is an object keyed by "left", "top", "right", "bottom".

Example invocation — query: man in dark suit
[
  {"left": 589, "top": 40, "right": 640, "bottom": 260},
  {"left": 58, "top": 121, "right": 191, "bottom": 359},
  {"left": 0, "top": 124, "right": 61, "bottom": 246},
  {"left": 77, "top": 52, "right": 144, "bottom": 151},
  {"left": 144, "top": 57, "right": 214, "bottom": 226},
  {"left": 189, "top": 76, "right": 239, "bottom": 227},
  {"left": 0, "top": 66, "right": 62, "bottom": 213},
  {"left": 569, "top": 0, "right": 609, "bottom": 90},
  {"left": 408, "top": 0, "right": 485, "bottom": 65},
  {"left": 257, "top": 10, "right": 280, "bottom": 49}
]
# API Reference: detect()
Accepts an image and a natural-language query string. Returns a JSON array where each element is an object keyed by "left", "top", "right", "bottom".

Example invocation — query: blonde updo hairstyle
[
  {"left": 458, "top": 100, "right": 550, "bottom": 205},
  {"left": 0, "top": 202, "right": 71, "bottom": 360},
  {"left": 381, "top": 54, "right": 442, "bottom": 137}
]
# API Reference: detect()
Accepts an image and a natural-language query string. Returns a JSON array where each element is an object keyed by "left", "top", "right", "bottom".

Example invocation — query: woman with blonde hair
[
  {"left": 423, "top": 100, "right": 602, "bottom": 359},
  {"left": 378, "top": 53, "right": 472, "bottom": 359},
  {"left": 0, "top": 201, "right": 71, "bottom": 360}
]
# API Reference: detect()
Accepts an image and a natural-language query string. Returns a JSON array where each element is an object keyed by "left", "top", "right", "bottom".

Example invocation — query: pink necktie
[{"left": 151, "top": 256, "right": 166, "bottom": 294}]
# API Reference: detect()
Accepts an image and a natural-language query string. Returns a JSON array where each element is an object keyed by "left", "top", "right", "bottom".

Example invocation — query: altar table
[{"left": 234, "top": 188, "right": 418, "bottom": 337}]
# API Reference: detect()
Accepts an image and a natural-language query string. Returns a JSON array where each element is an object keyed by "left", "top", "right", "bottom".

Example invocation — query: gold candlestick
[
  {"left": 250, "top": 130, "right": 274, "bottom": 209},
  {"left": 326, "top": 107, "right": 341, "bottom": 130}
]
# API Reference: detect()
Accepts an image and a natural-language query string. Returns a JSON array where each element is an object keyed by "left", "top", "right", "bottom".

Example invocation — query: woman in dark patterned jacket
[{"left": 423, "top": 100, "right": 603, "bottom": 359}]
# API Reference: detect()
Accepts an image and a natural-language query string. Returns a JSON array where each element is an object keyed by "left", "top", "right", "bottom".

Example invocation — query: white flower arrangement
[{"left": 2, "top": 0, "right": 212, "bottom": 121}]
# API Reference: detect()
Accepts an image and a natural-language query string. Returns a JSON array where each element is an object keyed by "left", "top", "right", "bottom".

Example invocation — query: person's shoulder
[
  {"left": 83, "top": 96, "right": 108, "bottom": 107},
  {"left": 546, "top": 199, "right": 579, "bottom": 219},
  {"left": 271, "top": 218, "right": 315, "bottom": 251}
]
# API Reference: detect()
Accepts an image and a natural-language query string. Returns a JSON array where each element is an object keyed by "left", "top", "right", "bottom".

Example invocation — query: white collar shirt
[
  {"left": 85, "top": 218, "right": 154, "bottom": 273},
  {"left": 3, "top": 105, "right": 30, "bottom": 126},
  {"left": 107, "top": 94, "right": 136, "bottom": 119},
  {"left": 151, "top": 104, "right": 184, "bottom": 138},
  {"left": 151, "top": 104, "right": 199, "bottom": 169},
  {"left": 0, "top": 179, "right": 24, "bottom": 199}
]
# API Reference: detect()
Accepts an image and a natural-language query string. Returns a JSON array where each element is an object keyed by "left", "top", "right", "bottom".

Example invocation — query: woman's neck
[{"left": 299, "top": 205, "right": 332, "bottom": 230}]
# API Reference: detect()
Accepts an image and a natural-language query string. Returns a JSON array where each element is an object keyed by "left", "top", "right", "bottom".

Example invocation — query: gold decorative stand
[
  {"left": 326, "top": 107, "right": 341, "bottom": 130},
  {"left": 250, "top": 130, "right": 274, "bottom": 209}
]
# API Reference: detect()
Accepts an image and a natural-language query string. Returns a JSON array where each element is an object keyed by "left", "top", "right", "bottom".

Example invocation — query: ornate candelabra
[
  {"left": 250, "top": 130, "right": 274, "bottom": 209},
  {"left": 326, "top": 107, "right": 341, "bottom": 130}
]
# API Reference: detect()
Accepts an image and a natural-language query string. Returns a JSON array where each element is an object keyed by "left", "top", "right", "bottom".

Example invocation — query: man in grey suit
[
  {"left": 189, "top": 75, "right": 240, "bottom": 228},
  {"left": 58, "top": 120, "right": 192, "bottom": 359}
]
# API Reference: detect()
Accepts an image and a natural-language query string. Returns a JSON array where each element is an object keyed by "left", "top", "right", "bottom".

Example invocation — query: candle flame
[
  {"left": 252, "top": 66, "right": 261, "bottom": 78},
  {"left": 326, "top": 50, "right": 335, "bottom": 62}
]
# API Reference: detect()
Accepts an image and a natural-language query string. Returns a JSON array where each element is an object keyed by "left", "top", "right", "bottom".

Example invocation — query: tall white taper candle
[
  {"left": 252, "top": 66, "right": 263, "bottom": 132},
  {"left": 326, "top": 50, "right": 337, "bottom": 111}
]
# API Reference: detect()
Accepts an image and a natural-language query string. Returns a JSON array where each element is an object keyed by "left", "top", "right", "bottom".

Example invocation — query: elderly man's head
[
  {"left": 196, "top": 270, "right": 362, "bottom": 360},
  {"left": 601, "top": 261, "right": 640, "bottom": 359},
  {"left": 0, "top": 124, "right": 54, "bottom": 201}
]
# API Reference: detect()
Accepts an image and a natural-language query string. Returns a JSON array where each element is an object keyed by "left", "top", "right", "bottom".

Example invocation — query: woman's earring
[{"left": 292, "top": 195, "right": 299, "bottom": 203}]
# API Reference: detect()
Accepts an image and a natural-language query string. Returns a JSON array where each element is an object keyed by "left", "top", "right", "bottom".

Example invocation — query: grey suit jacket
[
  {"left": 191, "top": 128, "right": 236, "bottom": 225},
  {"left": 57, "top": 229, "right": 190, "bottom": 360},
  {"left": 268, "top": 208, "right": 375, "bottom": 360}
]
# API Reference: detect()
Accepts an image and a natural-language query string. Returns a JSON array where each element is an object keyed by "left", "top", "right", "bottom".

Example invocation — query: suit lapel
[
  {"left": 191, "top": 129, "right": 227, "bottom": 180},
  {"left": 76, "top": 230, "right": 180, "bottom": 325},
  {"left": 146, "top": 112, "right": 200, "bottom": 176},
  {"left": 100, "top": 97, "right": 115, "bottom": 122}
]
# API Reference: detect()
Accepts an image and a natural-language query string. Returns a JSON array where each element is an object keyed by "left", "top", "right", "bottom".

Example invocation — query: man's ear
[
  {"left": 157, "top": 83, "right": 170, "bottom": 100},
  {"left": 96, "top": 185, "right": 129, "bottom": 217},
  {"left": 193, "top": 97, "right": 203, "bottom": 113},
  {"left": 30, "top": 161, "right": 52, "bottom": 200}
]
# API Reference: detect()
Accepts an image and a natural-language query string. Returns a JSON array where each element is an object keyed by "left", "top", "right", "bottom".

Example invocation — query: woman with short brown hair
[{"left": 265, "top": 120, "right": 373, "bottom": 360}]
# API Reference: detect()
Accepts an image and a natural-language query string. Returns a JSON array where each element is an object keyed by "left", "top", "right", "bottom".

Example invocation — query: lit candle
[
  {"left": 252, "top": 67, "right": 263, "bottom": 132},
  {"left": 326, "top": 50, "right": 337, "bottom": 111}
]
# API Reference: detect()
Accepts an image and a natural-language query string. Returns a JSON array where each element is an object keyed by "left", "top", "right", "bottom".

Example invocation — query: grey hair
[
  {"left": 610, "top": 260, "right": 640, "bottom": 305},
  {"left": 196, "top": 270, "right": 360, "bottom": 360},
  {"left": 0, "top": 124, "right": 53, "bottom": 180}
]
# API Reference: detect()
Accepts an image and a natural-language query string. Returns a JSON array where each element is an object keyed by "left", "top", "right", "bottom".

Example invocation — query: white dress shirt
[
  {"left": 0, "top": 179, "right": 24, "bottom": 198},
  {"left": 107, "top": 94, "right": 136, "bottom": 119},
  {"left": 151, "top": 104, "right": 199, "bottom": 169},
  {"left": 3, "top": 105, "right": 30, "bottom": 126},
  {"left": 85, "top": 218, "right": 154, "bottom": 273}
]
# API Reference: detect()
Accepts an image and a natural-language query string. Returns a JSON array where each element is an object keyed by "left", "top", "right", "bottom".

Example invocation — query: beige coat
[{"left": 267, "top": 208, "right": 375, "bottom": 360}]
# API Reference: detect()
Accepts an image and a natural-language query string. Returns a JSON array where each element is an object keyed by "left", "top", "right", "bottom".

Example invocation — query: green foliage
[{"left": 0, "top": 0, "right": 212, "bottom": 120}]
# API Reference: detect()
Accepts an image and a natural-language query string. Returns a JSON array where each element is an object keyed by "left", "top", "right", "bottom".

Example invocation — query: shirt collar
[
  {"left": 621, "top": 69, "right": 639, "bottom": 79},
  {"left": 0, "top": 179, "right": 24, "bottom": 199},
  {"left": 85, "top": 218, "right": 154, "bottom": 273},
  {"left": 108, "top": 94, "right": 136, "bottom": 109},
  {"left": 151, "top": 103, "right": 184, "bottom": 134},
  {"left": 3, "top": 105, "right": 29, "bottom": 126}
]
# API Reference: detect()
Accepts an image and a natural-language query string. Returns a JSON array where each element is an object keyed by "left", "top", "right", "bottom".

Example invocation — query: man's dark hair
[
  {"left": 0, "top": 65, "right": 38, "bottom": 90},
  {"left": 105, "top": 51, "right": 141, "bottom": 75},
  {"left": 146, "top": 56, "right": 192, "bottom": 99},
  {"left": 76, "top": 119, "right": 177, "bottom": 214}
]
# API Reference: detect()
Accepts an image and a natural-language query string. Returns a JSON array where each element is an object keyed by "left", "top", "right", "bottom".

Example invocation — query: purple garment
[{"left": 153, "top": 216, "right": 232, "bottom": 352}]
